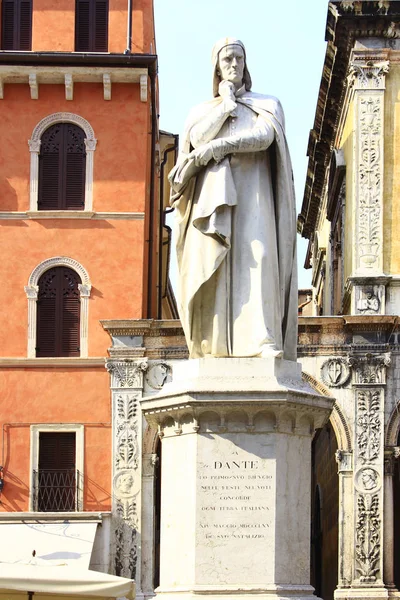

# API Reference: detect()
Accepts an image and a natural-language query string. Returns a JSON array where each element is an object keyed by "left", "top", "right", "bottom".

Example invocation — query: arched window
[
  {"left": 29, "top": 113, "right": 97, "bottom": 213},
  {"left": 25, "top": 256, "right": 92, "bottom": 359},
  {"left": 38, "top": 123, "right": 86, "bottom": 211},
  {"left": 1, "top": 0, "right": 32, "bottom": 50},
  {"left": 36, "top": 267, "right": 81, "bottom": 357}
]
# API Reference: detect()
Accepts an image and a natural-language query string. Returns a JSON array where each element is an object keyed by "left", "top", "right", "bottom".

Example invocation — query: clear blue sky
[{"left": 153, "top": 0, "right": 330, "bottom": 289}]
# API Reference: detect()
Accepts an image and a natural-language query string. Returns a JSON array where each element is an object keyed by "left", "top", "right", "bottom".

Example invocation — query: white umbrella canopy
[{"left": 0, "top": 564, "right": 135, "bottom": 600}]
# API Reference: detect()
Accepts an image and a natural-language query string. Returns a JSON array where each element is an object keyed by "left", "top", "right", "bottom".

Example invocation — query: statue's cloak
[{"left": 169, "top": 91, "right": 298, "bottom": 361}]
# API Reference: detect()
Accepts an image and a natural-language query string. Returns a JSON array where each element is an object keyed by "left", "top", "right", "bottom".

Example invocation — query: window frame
[
  {"left": 30, "top": 424, "right": 84, "bottom": 512},
  {"left": 75, "top": 0, "right": 109, "bottom": 53},
  {"left": 25, "top": 257, "right": 92, "bottom": 359},
  {"left": 29, "top": 113, "right": 97, "bottom": 213},
  {"left": 1, "top": 0, "right": 32, "bottom": 51}
]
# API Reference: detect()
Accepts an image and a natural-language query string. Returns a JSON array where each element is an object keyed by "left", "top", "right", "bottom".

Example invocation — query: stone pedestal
[{"left": 141, "top": 358, "right": 334, "bottom": 600}]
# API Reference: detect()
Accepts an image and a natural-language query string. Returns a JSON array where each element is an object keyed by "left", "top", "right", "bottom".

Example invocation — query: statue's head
[{"left": 212, "top": 37, "right": 252, "bottom": 97}]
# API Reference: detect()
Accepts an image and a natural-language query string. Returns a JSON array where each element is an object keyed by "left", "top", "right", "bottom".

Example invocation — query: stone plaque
[{"left": 196, "top": 434, "right": 276, "bottom": 584}]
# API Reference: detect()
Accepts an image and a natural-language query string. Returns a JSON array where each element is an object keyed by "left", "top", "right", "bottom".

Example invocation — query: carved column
[
  {"left": 383, "top": 447, "right": 400, "bottom": 589},
  {"left": 350, "top": 353, "right": 390, "bottom": 594},
  {"left": 348, "top": 59, "right": 390, "bottom": 315},
  {"left": 335, "top": 450, "right": 353, "bottom": 590},
  {"left": 141, "top": 453, "right": 159, "bottom": 596},
  {"left": 106, "top": 358, "right": 148, "bottom": 595}
]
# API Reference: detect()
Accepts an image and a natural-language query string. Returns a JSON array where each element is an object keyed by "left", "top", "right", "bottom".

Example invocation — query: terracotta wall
[
  {"left": 28, "top": 0, "right": 155, "bottom": 53},
  {"left": 1, "top": 83, "right": 149, "bottom": 213},
  {"left": 0, "top": 368, "right": 112, "bottom": 512}
]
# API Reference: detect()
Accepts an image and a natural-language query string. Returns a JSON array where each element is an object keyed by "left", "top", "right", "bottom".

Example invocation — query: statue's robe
[{"left": 169, "top": 90, "right": 298, "bottom": 361}]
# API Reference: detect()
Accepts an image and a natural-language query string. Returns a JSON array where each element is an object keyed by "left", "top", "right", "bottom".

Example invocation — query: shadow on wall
[
  {"left": 0, "top": 470, "right": 30, "bottom": 511},
  {"left": 1, "top": 178, "right": 19, "bottom": 211}
]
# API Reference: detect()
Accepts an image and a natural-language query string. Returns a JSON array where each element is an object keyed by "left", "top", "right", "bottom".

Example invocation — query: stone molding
[
  {"left": 144, "top": 403, "right": 329, "bottom": 439},
  {"left": 29, "top": 112, "right": 97, "bottom": 212},
  {"left": 25, "top": 256, "right": 92, "bottom": 359},
  {"left": 0, "top": 211, "right": 145, "bottom": 220}
]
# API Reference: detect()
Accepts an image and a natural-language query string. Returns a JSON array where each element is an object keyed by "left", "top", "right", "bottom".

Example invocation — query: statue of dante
[{"left": 169, "top": 38, "right": 298, "bottom": 361}]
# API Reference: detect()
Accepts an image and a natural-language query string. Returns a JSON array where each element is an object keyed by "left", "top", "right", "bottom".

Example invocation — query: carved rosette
[
  {"left": 349, "top": 59, "right": 389, "bottom": 280},
  {"left": 106, "top": 359, "right": 147, "bottom": 581},
  {"left": 351, "top": 353, "right": 390, "bottom": 586}
]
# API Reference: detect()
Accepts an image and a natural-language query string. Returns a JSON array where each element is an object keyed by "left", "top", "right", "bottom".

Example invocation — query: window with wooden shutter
[
  {"left": 38, "top": 123, "right": 86, "bottom": 211},
  {"left": 36, "top": 267, "right": 81, "bottom": 357},
  {"left": 37, "top": 432, "right": 76, "bottom": 512},
  {"left": 75, "top": 0, "right": 108, "bottom": 52},
  {"left": 1, "top": 0, "right": 32, "bottom": 50}
]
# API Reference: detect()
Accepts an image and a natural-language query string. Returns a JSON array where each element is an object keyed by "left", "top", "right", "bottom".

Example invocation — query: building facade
[
  {"left": 298, "top": 2, "right": 400, "bottom": 600},
  {"left": 0, "top": 0, "right": 176, "bottom": 589}
]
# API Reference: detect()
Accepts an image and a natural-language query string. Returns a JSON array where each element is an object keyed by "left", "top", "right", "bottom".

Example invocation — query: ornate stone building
[
  {"left": 297, "top": 2, "right": 400, "bottom": 600},
  {"left": 0, "top": 0, "right": 177, "bottom": 592}
]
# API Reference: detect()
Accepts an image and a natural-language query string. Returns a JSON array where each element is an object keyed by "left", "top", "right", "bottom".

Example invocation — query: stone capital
[
  {"left": 349, "top": 59, "right": 390, "bottom": 90},
  {"left": 106, "top": 358, "right": 148, "bottom": 389}
]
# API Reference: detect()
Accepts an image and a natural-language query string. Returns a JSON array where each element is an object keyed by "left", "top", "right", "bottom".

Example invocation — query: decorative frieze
[
  {"left": 351, "top": 351, "right": 390, "bottom": 587},
  {"left": 348, "top": 59, "right": 389, "bottom": 315},
  {"left": 107, "top": 358, "right": 147, "bottom": 584},
  {"left": 355, "top": 493, "right": 381, "bottom": 582}
]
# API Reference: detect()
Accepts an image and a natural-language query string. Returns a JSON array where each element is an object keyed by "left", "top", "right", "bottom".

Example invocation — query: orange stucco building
[{"left": 0, "top": 0, "right": 176, "bottom": 583}]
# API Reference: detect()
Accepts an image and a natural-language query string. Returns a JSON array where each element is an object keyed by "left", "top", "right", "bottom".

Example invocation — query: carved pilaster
[
  {"left": 350, "top": 353, "right": 390, "bottom": 588},
  {"left": 348, "top": 58, "right": 389, "bottom": 314},
  {"left": 106, "top": 358, "right": 148, "bottom": 588}
]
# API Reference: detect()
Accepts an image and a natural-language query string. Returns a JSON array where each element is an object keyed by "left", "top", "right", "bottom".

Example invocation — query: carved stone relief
[
  {"left": 352, "top": 352, "right": 390, "bottom": 585},
  {"left": 321, "top": 358, "right": 351, "bottom": 387},
  {"left": 106, "top": 359, "right": 147, "bottom": 388},
  {"left": 348, "top": 59, "right": 388, "bottom": 281},
  {"left": 350, "top": 353, "right": 390, "bottom": 385},
  {"left": 107, "top": 359, "right": 147, "bottom": 582},
  {"left": 145, "top": 362, "right": 173, "bottom": 390},
  {"left": 355, "top": 494, "right": 380, "bottom": 582}
]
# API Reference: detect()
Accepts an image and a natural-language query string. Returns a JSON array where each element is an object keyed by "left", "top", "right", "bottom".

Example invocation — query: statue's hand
[
  {"left": 191, "top": 144, "right": 214, "bottom": 167},
  {"left": 218, "top": 80, "right": 236, "bottom": 104}
]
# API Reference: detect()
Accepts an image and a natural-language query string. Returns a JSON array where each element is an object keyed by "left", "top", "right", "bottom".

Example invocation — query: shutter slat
[
  {"left": 36, "top": 267, "right": 82, "bottom": 357},
  {"left": 94, "top": 0, "right": 108, "bottom": 52},
  {"left": 19, "top": 0, "right": 32, "bottom": 50},
  {"left": 2, "top": 1, "right": 16, "bottom": 50},
  {"left": 1, "top": 0, "right": 32, "bottom": 50},
  {"left": 36, "top": 298, "right": 57, "bottom": 356},
  {"left": 75, "top": 0, "right": 91, "bottom": 51},
  {"left": 66, "top": 154, "right": 86, "bottom": 209},
  {"left": 39, "top": 432, "right": 76, "bottom": 471},
  {"left": 75, "top": 0, "right": 108, "bottom": 52}
]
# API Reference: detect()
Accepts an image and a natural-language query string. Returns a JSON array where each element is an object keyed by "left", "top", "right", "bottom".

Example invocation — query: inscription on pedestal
[{"left": 196, "top": 436, "right": 276, "bottom": 584}]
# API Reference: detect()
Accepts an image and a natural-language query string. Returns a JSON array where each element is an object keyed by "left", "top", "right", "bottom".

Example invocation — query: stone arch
[
  {"left": 302, "top": 371, "right": 352, "bottom": 450},
  {"left": 385, "top": 401, "right": 400, "bottom": 446}
]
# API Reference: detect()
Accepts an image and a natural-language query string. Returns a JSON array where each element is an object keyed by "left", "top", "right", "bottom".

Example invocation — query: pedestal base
[
  {"left": 155, "top": 585, "right": 320, "bottom": 600},
  {"left": 142, "top": 358, "right": 333, "bottom": 600}
]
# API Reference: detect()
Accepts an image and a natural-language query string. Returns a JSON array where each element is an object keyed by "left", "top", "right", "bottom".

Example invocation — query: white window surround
[
  {"left": 24, "top": 256, "right": 92, "bottom": 359},
  {"left": 28, "top": 112, "right": 97, "bottom": 212},
  {"left": 29, "top": 424, "right": 84, "bottom": 512}
]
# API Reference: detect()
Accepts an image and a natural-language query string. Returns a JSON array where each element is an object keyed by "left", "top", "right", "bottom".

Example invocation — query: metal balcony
[{"left": 32, "top": 469, "right": 81, "bottom": 512}]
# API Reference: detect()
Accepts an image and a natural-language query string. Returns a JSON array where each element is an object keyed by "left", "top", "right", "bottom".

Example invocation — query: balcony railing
[{"left": 32, "top": 469, "right": 81, "bottom": 512}]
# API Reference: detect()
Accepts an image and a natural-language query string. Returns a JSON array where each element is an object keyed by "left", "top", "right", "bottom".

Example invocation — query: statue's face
[{"left": 217, "top": 44, "right": 245, "bottom": 87}]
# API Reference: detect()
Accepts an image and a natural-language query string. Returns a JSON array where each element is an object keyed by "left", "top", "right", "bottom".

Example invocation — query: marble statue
[{"left": 169, "top": 38, "right": 297, "bottom": 360}]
